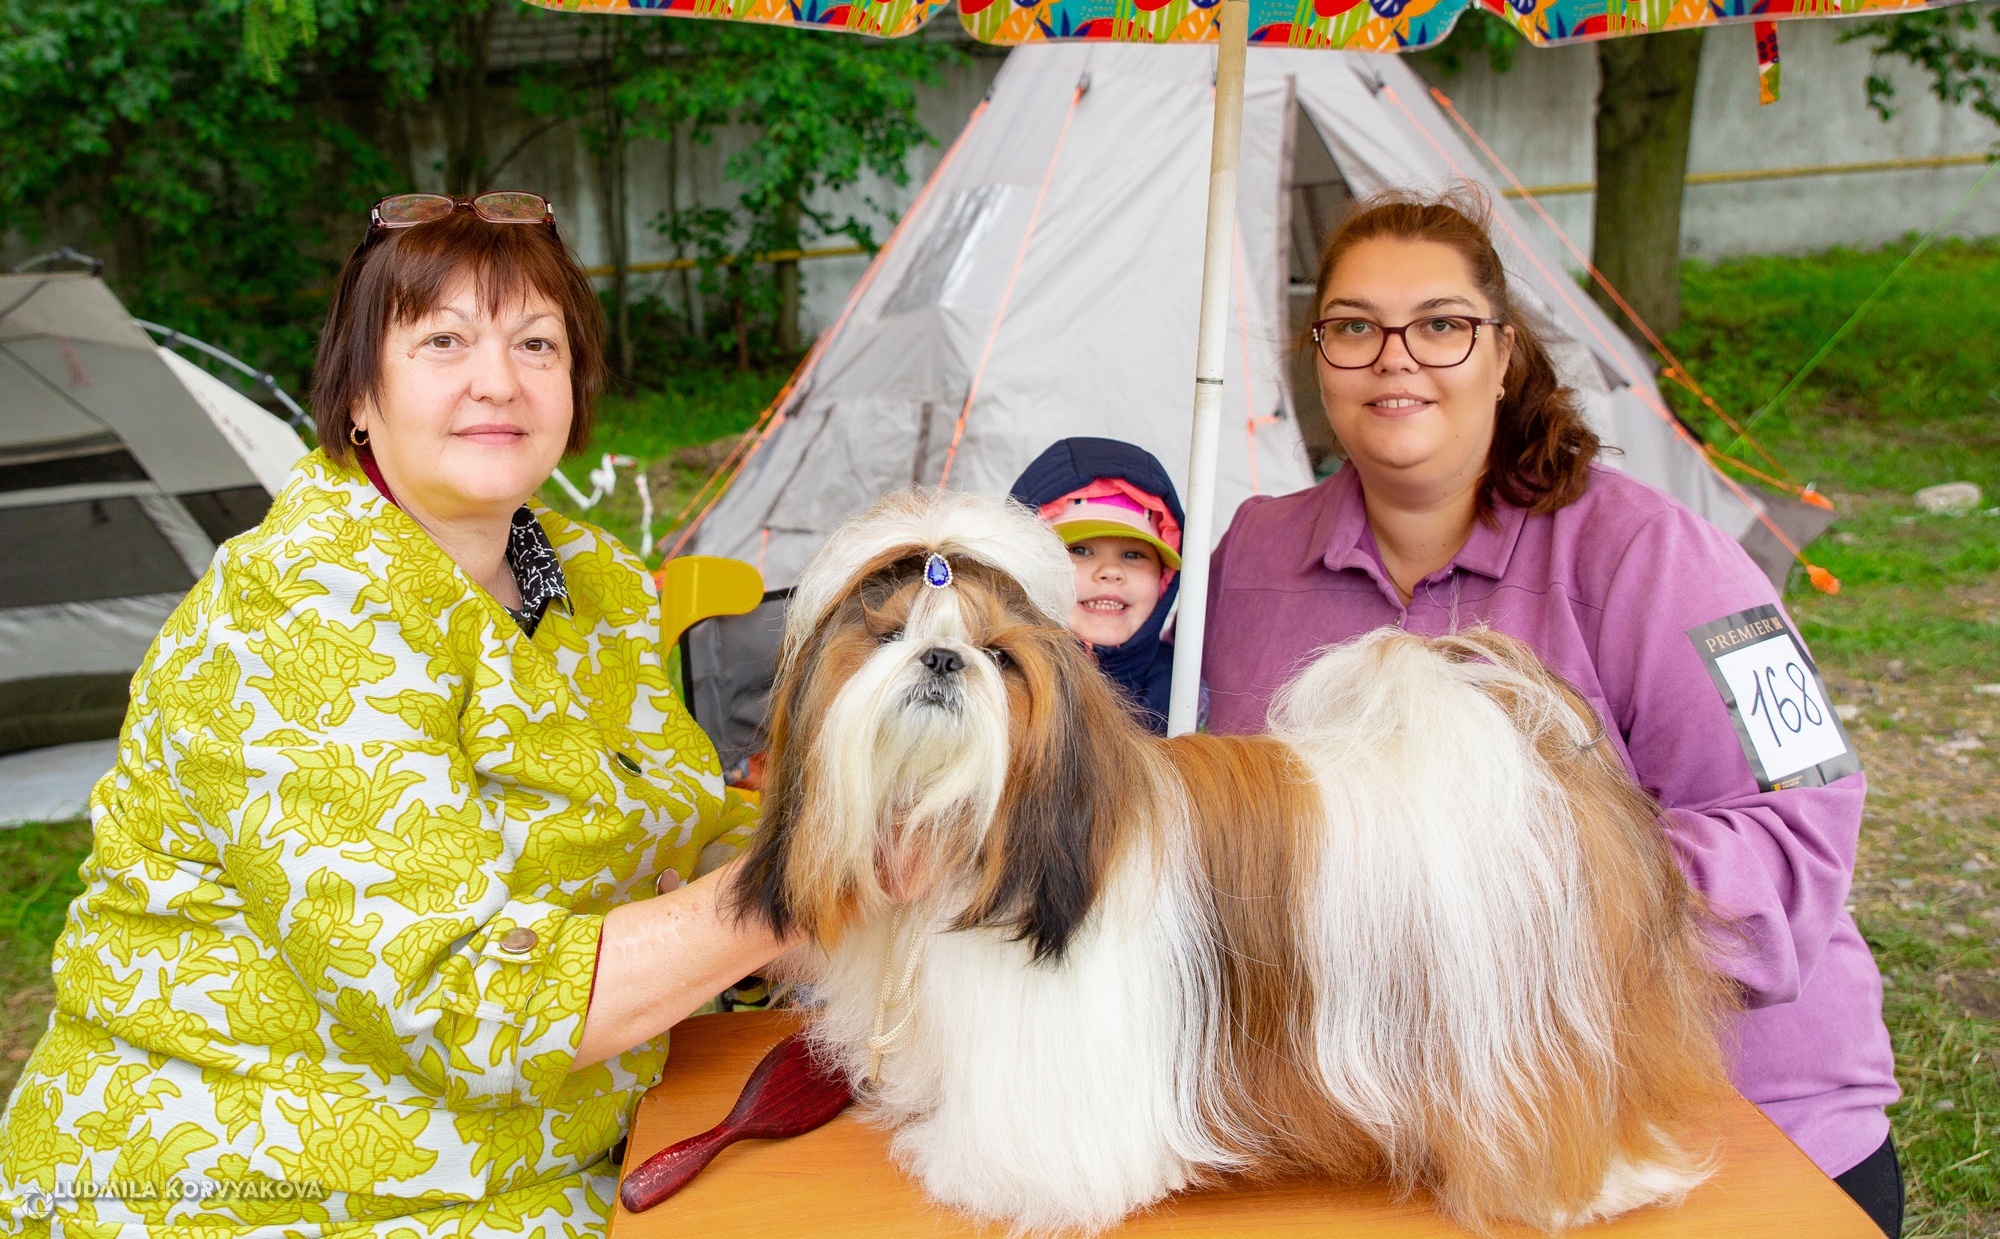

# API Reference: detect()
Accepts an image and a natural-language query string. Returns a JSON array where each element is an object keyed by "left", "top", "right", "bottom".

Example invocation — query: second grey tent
[{"left": 0, "top": 273, "right": 305, "bottom": 753}]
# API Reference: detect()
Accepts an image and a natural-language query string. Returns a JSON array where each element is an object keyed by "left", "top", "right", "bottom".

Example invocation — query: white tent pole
[{"left": 1167, "top": 0, "right": 1249, "bottom": 737}]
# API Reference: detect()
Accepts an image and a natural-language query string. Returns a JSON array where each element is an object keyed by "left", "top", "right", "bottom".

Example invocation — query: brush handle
[
  {"left": 618, "top": 1122, "right": 733, "bottom": 1211},
  {"left": 620, "top": 1030, "right": 853, "bottom": 1214}
]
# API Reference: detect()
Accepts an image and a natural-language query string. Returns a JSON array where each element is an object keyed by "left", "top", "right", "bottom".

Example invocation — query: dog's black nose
[{"left": 920, "top": 647, "right": 964, "bottom": 676}]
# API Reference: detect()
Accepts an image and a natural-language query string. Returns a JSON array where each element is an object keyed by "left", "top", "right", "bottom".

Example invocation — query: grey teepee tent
[{"left": 685, "top": 43, "right": 1800, "bottom": 592}]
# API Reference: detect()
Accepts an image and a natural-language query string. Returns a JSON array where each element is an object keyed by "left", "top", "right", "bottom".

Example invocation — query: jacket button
[
  {"left": 614, "top": 752, "right": 642, "bottom": 776},
  {"left": 499, "top": 928, "right": 539, "bottom": 954}
]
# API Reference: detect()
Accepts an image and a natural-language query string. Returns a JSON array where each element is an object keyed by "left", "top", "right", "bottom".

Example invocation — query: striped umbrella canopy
[
  {"left": 525, "top": 0, "right": 1967, "bottom": 735},
  {"left": 527, "top": 0, "right": 1949, "bottom": 49}
]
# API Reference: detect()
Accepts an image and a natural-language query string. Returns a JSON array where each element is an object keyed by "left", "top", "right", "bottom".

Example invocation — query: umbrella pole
[{"left": 1167, "top": 0, "right": 1249, "bottom": 737}]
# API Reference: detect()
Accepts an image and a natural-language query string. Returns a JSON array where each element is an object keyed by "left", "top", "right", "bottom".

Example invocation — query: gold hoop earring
[{"left": 349, "top": 425, "right": 370, "bottom": 448}]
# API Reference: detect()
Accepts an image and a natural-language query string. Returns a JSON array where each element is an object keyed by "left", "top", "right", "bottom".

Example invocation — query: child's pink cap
[{"left": 1038, "top": 480, "right": 1183, "bottom": 574}]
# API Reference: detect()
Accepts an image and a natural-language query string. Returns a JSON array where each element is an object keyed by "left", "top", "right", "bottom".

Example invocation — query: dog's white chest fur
[{"left": 809, "top": 854, "right": 1217, "bottom": 1233}]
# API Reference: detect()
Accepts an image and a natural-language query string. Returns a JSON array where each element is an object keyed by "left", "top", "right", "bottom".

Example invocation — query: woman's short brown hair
[
  {"left": 311, "top": 207, "right": 605, "bottom": 465},
  {"left": 1304, "top": 186, "right": 1600, "bottom": 520}
]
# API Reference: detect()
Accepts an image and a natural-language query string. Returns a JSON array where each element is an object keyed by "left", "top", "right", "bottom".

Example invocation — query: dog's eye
[
  {"left": 986, "top": 647, "right": 1011, "bottom": 669},
  {"left": 878, "top": 629, "right": 904, "bottom": 645}
]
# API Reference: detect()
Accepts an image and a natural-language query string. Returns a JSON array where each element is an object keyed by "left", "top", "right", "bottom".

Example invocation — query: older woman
[
  {"left": 0, "top": 193, "right": 790, "bottom": 1236},
  {"left": 1203, "top": 192, "right": 1902, "bottom": 1238}
]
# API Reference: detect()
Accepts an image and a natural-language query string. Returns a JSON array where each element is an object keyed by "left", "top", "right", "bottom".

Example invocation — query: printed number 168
[{"left": 1746, "top": 661, "right": 1825, "bottom": 747}]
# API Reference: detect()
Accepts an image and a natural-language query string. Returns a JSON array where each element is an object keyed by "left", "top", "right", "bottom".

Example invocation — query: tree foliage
[
  {"left": 1415, "top": 7, "right": 1520, "bottom": 78},
  {"left": 1845, "top": 1, "right": 2000, "bottom": 134},
  {"left": 517, "top": 21, "right": 955, "bottom": 367},
  {"left": 0, "top": 0, "right": 399, "bottom": 386},
  {"left": 0, "top": 0, "right": 954, "bottom": 395}
]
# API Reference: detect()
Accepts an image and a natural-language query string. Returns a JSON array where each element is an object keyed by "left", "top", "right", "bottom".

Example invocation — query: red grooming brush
[{"left": 619, "top": 1030, "right": 853, "bottom": 1213}]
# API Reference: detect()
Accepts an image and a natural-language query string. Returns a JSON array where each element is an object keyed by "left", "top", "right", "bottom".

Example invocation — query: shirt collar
[
  {"left": 1305, "top": 466, "right": 1373, "bottom": 575},
  {"left": 1310, "top": 463, "right": 1530, "bottom": 584},
  {"left": 1451, "top": 496, "right": 1529, "bottom": 581}
]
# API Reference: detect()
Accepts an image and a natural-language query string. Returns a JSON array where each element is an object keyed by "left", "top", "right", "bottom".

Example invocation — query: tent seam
[{"left": 938, "top": 81, "right": 1087, "bottom": 489}]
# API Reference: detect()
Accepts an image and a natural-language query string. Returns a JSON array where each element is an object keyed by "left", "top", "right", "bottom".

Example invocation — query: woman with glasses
[
  {"left": 1202, "top": 191, "right": 1902, "bottom": 1238},
  {"left": 0, "top": 193, "right": 794, "bottom": 1237}
]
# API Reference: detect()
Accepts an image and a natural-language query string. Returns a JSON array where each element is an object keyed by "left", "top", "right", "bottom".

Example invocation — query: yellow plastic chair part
[{"left": 657, "top": 555, "right": 766, "bottom": 652}]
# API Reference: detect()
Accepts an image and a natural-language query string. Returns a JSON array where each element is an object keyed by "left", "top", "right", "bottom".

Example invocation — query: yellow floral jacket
[{"left": 0, "top": 451, "right": 754, "bottom": 1237}]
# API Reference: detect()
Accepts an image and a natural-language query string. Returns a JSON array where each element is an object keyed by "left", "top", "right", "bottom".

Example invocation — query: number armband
[{"left": 1687, "top": 604, "right": 1861, "bottom": 792}]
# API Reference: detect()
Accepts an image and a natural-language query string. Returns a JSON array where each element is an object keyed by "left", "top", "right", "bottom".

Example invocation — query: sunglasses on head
[{"left": 366, "top": 191, "right": 555, "bottom": 237}]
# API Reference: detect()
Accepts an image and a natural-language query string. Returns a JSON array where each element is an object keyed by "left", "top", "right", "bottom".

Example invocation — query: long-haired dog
[{"left": 731, "top": 489, "right": 1733, "bottom": 1234}]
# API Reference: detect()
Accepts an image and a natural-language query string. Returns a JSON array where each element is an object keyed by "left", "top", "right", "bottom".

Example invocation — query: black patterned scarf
[{"left": 505, "top": 506, "right": 569, "bottom": 637}]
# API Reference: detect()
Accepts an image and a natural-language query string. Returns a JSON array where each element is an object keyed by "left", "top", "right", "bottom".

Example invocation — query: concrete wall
[
  {"left": 1421, "top": 19, "right": 2000, "bottom": 268},
  {"left": 445, "top": 44, "right": 1006, "bottom": 342}
]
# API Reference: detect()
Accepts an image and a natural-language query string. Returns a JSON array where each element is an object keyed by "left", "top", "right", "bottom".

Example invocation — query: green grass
[
  {"left": 584, "top": 366, "right": 792, "bottom": 462},
  {"left": 0, "top": 820, "right": 91, "bottom": 1101},
  {"left": 1867, "top": 920, "right": 2000, "bottom": 1228},
  {"left": 1663, "top": 237, "right": 2000, "bottom": 495},
  {"left": 1664, "top": 236, "right": 2000, "bottom": 680},
  {"left": 534, "top": 366, "right": 794, "bottom": 565}
]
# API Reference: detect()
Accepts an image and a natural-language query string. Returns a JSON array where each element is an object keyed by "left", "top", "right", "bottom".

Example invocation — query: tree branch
[{"left": 483, "top": 115, "right": 570, "bottom": 190}]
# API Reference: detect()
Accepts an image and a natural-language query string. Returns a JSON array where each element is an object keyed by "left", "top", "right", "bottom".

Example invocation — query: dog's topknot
[{"left": 783, "top": 488, "right": 1076, "bottom": 663}]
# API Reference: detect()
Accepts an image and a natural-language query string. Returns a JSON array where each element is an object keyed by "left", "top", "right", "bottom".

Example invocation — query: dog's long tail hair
[{"left": 1257, "top": 628, "right": 1734, "bottom": 1231}]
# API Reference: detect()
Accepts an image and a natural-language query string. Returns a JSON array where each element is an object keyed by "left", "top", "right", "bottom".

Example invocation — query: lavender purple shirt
[{"left": 1204, "top": 463, "right": 1897, "bottom": 1178}]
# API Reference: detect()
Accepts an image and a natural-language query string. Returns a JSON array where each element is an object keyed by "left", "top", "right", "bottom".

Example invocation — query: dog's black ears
[
  {"left": 726, "top": 596, "right": 831, "bottom": 941},
  {"left": 728, "top": 726, "right": 803, "bottom": 941},
  {"left": 961, "top": 629, "right": 1137, "bottom": 962}
]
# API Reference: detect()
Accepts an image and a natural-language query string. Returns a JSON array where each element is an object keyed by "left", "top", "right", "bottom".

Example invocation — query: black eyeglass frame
[
  {"left": 1309, "top": 314, "right": 1506, "bottom": 371},
  {"left": 364, "top": 192, "right": 556, "bottom": 240}
]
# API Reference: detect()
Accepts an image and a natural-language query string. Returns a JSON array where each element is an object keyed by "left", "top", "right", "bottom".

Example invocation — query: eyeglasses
[
  {"left": 366, "top": 191, "right": 554, "bottom": 236},
  {"left": 1310, "top": 315, "right": 1504, "bottom": 370}
]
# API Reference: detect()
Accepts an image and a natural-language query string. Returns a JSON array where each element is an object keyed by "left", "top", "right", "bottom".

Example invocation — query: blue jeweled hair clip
[{"left": 924, "top": 553, "right": 953, "bottom": 589}]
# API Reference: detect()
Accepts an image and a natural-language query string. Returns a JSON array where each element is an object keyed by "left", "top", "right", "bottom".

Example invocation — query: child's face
[{"left": 1066, "top": 536, "right": 1163, "bottom": 648}]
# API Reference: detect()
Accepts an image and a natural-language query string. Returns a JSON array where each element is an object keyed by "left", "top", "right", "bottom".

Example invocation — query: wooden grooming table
[{"left": 611, "top": 1011, "right": 1881, "bottom": 1238}]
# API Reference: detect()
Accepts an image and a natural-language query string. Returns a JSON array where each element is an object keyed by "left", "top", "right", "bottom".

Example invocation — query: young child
[{"left": 1009, "top": 438, "right": 1185, "bottom": 734}]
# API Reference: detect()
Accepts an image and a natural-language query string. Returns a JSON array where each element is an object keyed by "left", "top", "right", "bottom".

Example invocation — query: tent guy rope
[
  {"left": 1726, "top": 157, "right": 1999, "bottom": 457},
  {"left": 938, "top": 79, "right": 1088, "bottom": 488},
  {"left": 1423, "top": 88, "right": 1813, "bottom": 503},
  {"left": 1231, "top": 222, "right": 1278, "bottom": 498}
]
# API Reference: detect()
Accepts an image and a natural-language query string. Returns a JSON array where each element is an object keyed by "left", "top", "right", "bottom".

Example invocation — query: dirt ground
[
  {"left": 1842, "top": 669, "right": 2000, "bottom": 1002},
  {"left": 1828, "top": 649, "right": 2000, "bottom": 1237}
]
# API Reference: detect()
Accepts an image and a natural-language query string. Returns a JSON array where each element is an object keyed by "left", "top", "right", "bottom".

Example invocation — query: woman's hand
[{"left": 572, "top": 855, "right": 801, "bottom": 1070}]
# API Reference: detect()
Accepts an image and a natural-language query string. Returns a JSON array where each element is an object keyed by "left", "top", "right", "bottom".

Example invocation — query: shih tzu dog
[{"left": 730, "top": 488, "right": 1732, "bottom": 1235}]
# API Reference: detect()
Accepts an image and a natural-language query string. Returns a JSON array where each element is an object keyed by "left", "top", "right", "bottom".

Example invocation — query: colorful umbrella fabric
[{"left": 524, "top": 0, "right": 1963, "bottom": 51}]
